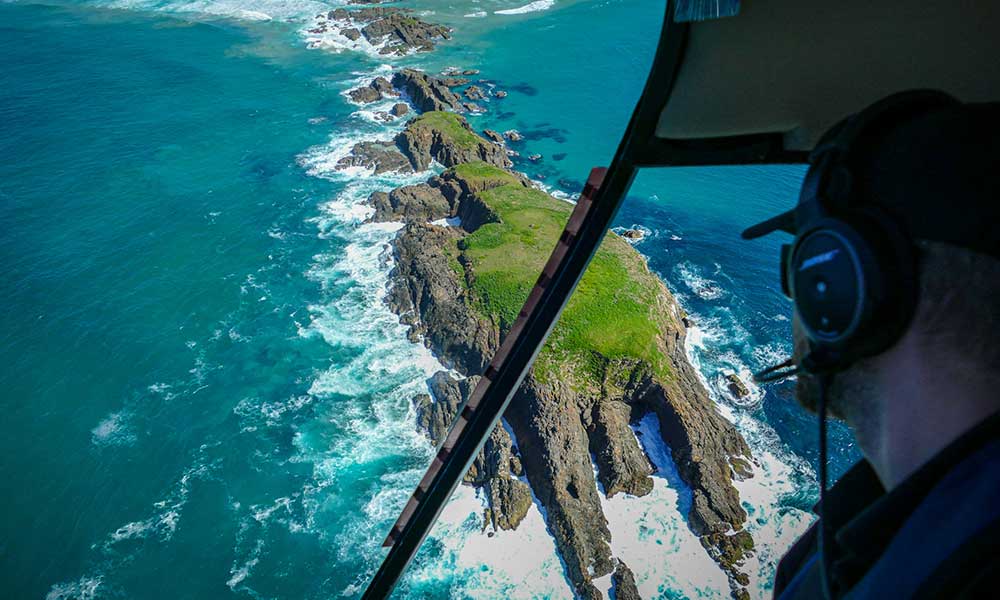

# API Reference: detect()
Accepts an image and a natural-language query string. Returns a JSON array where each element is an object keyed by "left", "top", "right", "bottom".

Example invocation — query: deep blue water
[{"left": 0, "top": 1, "right": 856, "bottom": 599}]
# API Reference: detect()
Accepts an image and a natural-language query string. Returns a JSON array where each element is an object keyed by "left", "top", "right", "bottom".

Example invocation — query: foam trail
[
  {"left": 495, "top": 1, "right": 557, "bottom": 15},
  {"left": 596, "top": 414, "right": 731, "bottom": 598}
]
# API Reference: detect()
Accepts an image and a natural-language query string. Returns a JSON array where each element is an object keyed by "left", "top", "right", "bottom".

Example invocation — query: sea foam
[{"left": 495, "top": 1, "right": 557, "bottom": 15}]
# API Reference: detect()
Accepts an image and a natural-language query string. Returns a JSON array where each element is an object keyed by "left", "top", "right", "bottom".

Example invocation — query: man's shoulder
[{"left": 772, "top": 523, "right": 818, "bottom": 598}]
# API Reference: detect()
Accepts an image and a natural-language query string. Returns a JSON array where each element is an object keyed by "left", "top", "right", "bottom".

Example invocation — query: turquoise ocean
[{"left": 0, "top": 1, "right": 857, "bottom": 598}]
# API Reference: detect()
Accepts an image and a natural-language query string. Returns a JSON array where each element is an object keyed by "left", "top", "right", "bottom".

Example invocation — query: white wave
[
  {"left": 431, "top": 216, "right": 462, "bottom": 227},
  {"left": 407, "top": 485, "right": 573, "bottom": 599},
  {"left": 596, "top": 414, "right": 731, "bottom": 598},
  {"left": 91, "top": 411, "right": 136, "bottom": 446},
  {"left": 675, "top": 260, "right": 726, "bottom": 301},
  {"left": 103, "top": 0, "right": 329, "bottom": 23},
  {"left": 46, "top": 576, "right": 103, "bottom": 600},
  {"left": 302, "top": 11, "right": 417, "bottom": 58},
  {"left": 464, "top": 11, "right": 488, "bottom": 18},
  {"left": 495, "top": 0, "right": 556, "bottom": 16}
]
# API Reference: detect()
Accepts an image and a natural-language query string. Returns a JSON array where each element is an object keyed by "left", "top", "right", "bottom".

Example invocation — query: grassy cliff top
[
  {"left": 407, "top": 111, "right": 481, "bottom": 150},
  {"left": 452, "top": 163, "right": 675, "bottom": 387}
]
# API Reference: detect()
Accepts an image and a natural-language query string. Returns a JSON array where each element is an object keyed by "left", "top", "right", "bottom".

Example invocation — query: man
[{"left": 744, "top": 92, "right": 1000, "bottom": 599}]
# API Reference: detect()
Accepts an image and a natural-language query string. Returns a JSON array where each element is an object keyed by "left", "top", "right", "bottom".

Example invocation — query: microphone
[{"left": 753, "top": 357, "right": 801, "bottom": 383}]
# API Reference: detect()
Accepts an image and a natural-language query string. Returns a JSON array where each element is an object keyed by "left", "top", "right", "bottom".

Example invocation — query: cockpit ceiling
[{"left": 656, "top": 0, "right": 1000, "bottom": 152}]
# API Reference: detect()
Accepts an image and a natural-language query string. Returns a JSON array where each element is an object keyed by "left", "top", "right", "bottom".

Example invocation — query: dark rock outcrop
[
  {"left": 483, "top": 129, "right": 505, "bottom": 144},
  {"left": 440, "top": 77, "right": 470, "bottom": 87},
  {"left": 390, "top": 102, "right": 409, "bottom": 117},
  {"left": 321, "top": 7, "right": 451, "bottom": 55},
  {"left": 464, "top": 85, "right": 487, "bottom": 100},
  {"left": 388, "top": 223, "right": 498, "bottom": 374},
  {"left": 413, "top": 371, "right": 532, "bottom": 532},
  {"left": 369, "top": 183, "right": 450, "bottom": 223},
  {"left": 371, "top": 76, "right": 396, "bottom": 96},
  {"left": 391, "top": 69, "right": 465, "bottom": 113},
  {"left": 611, "top": 561, "right": 642, "bottom": 600},
  {"left": 336, "top": 141, "right": 411, "bottom": 174},
  {"left": 394, "top": 114, "right": 512, "bottom": 172},
  {"left": 726, "top": 373, "right": 750, "bottom": 399},
  {"left": 348, "top": 85, "right": 382, "bottom": 104},
  {"left": 336, "top": 113, "right": 510, "bottom": 175},
  {"left": 588, "top": 396, "right": 654, "bottom": 498}
]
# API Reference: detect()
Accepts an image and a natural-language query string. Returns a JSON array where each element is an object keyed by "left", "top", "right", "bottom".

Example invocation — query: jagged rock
[
  {"left": 611, "top": 561, "right": 642, "bottom": 600},
  {"left": 528, "top": 154, "right": 542, "bottom": 161},
  {"left": 348, "top": 85, "right": 382, "bottom": 104},
  {"left": 482, "top": 129, "right": 505, "bottom": 144},
  {"left": 359, "top": 8, "right": 452, "bottom": 55},
  {"left": 730, "top": 456, "right": 754, "bottom": 480},
  {"left": 462, "top": 102, "right": 484, "bottom": 113},
  {"left": 371, "top": 76, "right": 396, "bottom": 96},
  {"left": 369, "top": 183, "right": 450, "bottom": 223},
  {"left": 484, "top": 477, "right": 533, "bottom": 530},
  {"left": 588, "top": 397, "right": 654, "bottom": 498},
  {"left": 464, "top": 85, "right": 487, "bottom": 100},
  {"left": 390, "top": 102, "right": 409, "bottom": 117},
  {"left": 463, "top": 69, "right": 479, "bottom": 75},
  {"left": 336, "top": 141, "right": 411, "bottom": 174},
  {"left": 391, "top": 69, "right": 465, "bottom": 113},
  {"left": 413, "top": 372, "right": 530, "bottom": 531},
  {"left": 395, "top": 113, "right": 512, "bottom": 171},
  {"left": 726, "top": 373, "right": 750, "bottom": 399},
  {"left": 341, "top": 28, "right": 361, "bottom": 40},
  {"left": 413, "top": 371, "right": 480, "bottom": 445},
  {"left": 506, "top": 377, "right": 616, "bottom": 596},
  {"left": 495, "top": 90, "right": 508, "bottom": 98},
  {"left": 621, "top": 229, "right": 644, "bottom": 240},
  {"left": 504, "top": 129, "right": 524, "bottom": 142},
  {"left": 440, "top": 77, "right": 470, "bottom": 87}
]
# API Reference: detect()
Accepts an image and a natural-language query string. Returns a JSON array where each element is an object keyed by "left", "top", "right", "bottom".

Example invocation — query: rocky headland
[
  {"left": 357, "top": 110, "right": 758, "bottom": 598},
  {"left": 323, "top": 9, "right": 757, "bottom": 595}
]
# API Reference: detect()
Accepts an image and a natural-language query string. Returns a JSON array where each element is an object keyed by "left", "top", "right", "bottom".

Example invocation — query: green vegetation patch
[
  {"left": 455, "top": 178, "right": 675, "bottom": 388},
  {"left": 410, "top": 111, "right": 482, "bottom": 150},
  {"left": 450, "top": 162, "right": 521, "bottom": 189}
]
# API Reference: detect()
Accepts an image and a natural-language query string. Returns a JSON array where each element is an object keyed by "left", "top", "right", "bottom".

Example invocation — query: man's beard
[{"left": 791, "top": 319, "right": 874, "bottom": 421}]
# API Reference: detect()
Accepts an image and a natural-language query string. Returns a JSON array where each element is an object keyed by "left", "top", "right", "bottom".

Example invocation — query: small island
[{"left": 353, "top": 110, "right": 759, "bottom": 599}]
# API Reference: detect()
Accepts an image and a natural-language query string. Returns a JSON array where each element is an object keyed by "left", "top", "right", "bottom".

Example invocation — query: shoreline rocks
[
  {"left": 322, "top": 7, "right": 451, "bottom": 56},
  {"left": 391, "top": 69, "right": 466, "bottom": 113}
]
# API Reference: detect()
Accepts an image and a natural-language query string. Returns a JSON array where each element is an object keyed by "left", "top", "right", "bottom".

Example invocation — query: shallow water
[{"left": 0, "top": 1, "right": 857, "bottom": 598}]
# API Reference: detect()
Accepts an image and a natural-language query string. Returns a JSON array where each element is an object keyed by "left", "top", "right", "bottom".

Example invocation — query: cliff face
[{"left": 377, "top": 144, "right": 757, "bottom": 597}]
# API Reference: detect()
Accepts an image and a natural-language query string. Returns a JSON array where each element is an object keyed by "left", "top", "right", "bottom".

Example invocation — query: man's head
[{"left": 745, "top": 93, "right": 1000, "bottom": 424}]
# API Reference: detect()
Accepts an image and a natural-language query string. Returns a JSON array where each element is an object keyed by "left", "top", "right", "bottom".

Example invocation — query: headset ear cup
[
  {"left": 849, "top": 209, "right": 920, "bottom": 356},
  {"left": 790, "top": 219, "right": 876, "bottom": 352},
  {"left": 791, "top": 214, "right": 918, "bottom": 364}
]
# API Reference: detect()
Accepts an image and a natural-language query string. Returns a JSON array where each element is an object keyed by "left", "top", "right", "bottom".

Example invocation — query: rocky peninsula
[
  {"left": 321, "top": 6, "right": 758, "bottom": 593},
  {"left": 348, "top": 108, "right": 758, "bottom": 598}
]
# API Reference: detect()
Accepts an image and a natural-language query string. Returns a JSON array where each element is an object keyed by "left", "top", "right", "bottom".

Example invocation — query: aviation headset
[{"left": 767, "top": 90, "right": 964, "bottom": 378}]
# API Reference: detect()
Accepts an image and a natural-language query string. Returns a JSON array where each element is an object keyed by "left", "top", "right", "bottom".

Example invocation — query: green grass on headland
[
  {"left": 408, "top": 111, "right": 482, "bottom": 150},
  {"left": 450, "top": 162, "right": 676, "bottom": 388}
]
